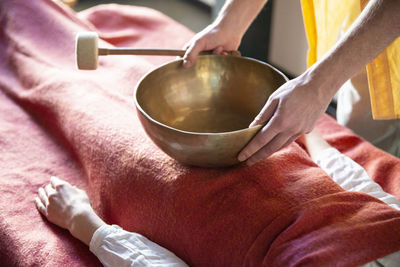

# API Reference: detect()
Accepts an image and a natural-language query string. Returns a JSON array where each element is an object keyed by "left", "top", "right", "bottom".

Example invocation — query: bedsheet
[{"left": 1, "top": 0, "right": 400, "bottom": 266}]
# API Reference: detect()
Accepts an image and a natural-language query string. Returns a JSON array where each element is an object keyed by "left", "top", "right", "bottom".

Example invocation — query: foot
[{"left": 35, "top": 176, "right": 105, "bottom": 246}]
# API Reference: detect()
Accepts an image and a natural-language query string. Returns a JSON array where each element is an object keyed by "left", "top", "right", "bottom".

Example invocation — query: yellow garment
[{"left": 301, "top": 0, "right": 400, "bottom": 119}]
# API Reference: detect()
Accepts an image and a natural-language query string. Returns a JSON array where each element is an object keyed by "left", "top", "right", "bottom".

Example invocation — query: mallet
[{"left": 75, "top": 32, "right": 240, "bottom": 70}]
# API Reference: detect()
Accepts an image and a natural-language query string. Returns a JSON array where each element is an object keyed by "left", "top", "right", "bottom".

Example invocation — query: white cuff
[
  {"left": 315, "top": 147, "right": 400, "bottom": 210},
  {"left": 88, "top": 224, "right": 188, "bottom": 267},
  {"left": 89, "top": 224, "right": 122, "bottom": 254}
]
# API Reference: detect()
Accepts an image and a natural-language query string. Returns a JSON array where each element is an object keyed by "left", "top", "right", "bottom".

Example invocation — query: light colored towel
[{"left": 301, "top": 0, "right": 400, "bottom": 119}]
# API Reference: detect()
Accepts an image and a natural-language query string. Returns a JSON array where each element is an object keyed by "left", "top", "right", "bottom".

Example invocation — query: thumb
[
  {"left": 249, "top": 99, "right": 278, "bottom": 127},
  {"left": 183, "top": 40, "right": 205, "bottom": 68}
]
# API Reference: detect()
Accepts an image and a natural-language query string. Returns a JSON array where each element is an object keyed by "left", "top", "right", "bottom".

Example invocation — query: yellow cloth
[{"left": 301, "top": 0, "right": 400, "bottom": 119}]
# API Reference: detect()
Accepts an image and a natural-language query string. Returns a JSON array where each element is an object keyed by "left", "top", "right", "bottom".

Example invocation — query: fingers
[
  {"left": 238, "top": 102, "right": 300, "bottom": 166},
  {"left": 50, "top": 176, "right": 68, "bottom": 189},
  {"left": 213, "top": 46, "right": 224, "bottom": 55},
  {"left": 45, "top": 183, "right": 56, "bottom": 196},
  {"left": 36, "top": 181, "right": 56, "bottom": 216},
  {"left": 35, "top": 177, "right": 65, "bottom": 217},
  {"left": 238, "top": 101, "right": 279, "bottom": 162},
  {"left": 36, "top": 186, "right": 49, "bottom": 216},
  {"left": 249, "top": 98, "right": 278, "bottom": 127},
  {"left": 183, "top": 40, "right": 205, "bottom": 68},
  {"left": 246, "top": 132, "right": 290, "bottom": 166},
  {"left": 38, "top": 187, "right": 49, "bottom": 206},
  {"left": 238, "top": 122, "right": 279, "bottom": 162},
  {"left": 183, "top": 42, "right": 190, "bottom": 51},
  {"left": 239, "top": 122, "right": 305, "bottom": 166},
  {"left": 35, "top": 197, "right": 47, "bottom": 216}
]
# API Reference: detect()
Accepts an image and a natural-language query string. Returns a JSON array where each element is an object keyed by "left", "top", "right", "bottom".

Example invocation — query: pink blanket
[{"left": 1, "top": 0, "right": 400, "bottom": 266}]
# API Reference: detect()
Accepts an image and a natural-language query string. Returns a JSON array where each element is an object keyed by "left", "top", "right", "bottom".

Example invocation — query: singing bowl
[{"left": 135, "top": 55, "right": 288, "bottom": 167}]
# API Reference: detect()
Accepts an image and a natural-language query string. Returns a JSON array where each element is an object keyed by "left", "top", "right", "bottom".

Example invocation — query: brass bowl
[{"left": 135, "top": 55, "right": 288, "bottom": 167}]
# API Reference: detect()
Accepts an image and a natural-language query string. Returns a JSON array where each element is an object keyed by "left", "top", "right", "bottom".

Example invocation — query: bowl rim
[{"left": 134, "top": 55, "right": 288, "bottom": 136}]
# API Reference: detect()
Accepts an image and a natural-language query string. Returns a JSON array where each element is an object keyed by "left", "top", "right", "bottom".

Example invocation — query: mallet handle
[{"left": 98, "top": 48, "right": 240, "bottom": 57}]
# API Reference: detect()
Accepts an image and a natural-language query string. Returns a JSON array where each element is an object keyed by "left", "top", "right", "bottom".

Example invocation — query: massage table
[{"left": 1, "top": 0, "right": 400, "bottom": 266}]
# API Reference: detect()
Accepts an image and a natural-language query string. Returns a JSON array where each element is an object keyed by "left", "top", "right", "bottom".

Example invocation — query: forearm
[
  {"left": 69, "top": 208, "right": 106, "bottom": 246},
  {"left": 214, "top": 0, "right": 268, "bottom": 37},
  {"left": 303, "top": 131, "right": 332, "bottom": 161},
  {"left": 305, "top": 0, "right": 400, "bottom": 97}
]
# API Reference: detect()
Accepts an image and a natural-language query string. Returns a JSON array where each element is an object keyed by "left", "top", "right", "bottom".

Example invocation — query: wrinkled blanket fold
[{"left": 1, "top": 1, "right": 400, "bottom": 266}]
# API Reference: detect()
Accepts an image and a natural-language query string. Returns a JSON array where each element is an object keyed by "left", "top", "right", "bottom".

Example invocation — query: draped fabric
[{"left": 301, "top": 0, "right": 400, "bottom": 119}]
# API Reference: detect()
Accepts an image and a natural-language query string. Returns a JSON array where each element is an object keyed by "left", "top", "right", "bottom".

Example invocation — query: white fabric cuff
[
  {"left": 88, "top": 224, "right": 188, "bottom": 267},
  {"left": 89, "top": 224, "right": 122, "bottom": 254},
  {"left": 314, "top": 147, "right": 400, "bottom": 210}
]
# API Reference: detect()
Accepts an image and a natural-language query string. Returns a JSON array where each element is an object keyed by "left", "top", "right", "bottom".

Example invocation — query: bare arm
[
  {"left": 182, "top": 0, "right": 267, "bottom": 67},
  {"left": 308, "top": 0, "right": 400, "bottom": 96},
  {"left": 35, "top": 176, "right": 188, "bottom": 266},
  {"left": 214, "top": 0, "right": 267, "bottom": 37},
  {"left": 238, "top": 0, "right": 400, "bottom": 165}
]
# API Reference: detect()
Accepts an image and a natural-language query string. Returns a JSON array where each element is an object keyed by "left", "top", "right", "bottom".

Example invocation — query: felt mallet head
[
  {"left": 75, "top": 32, "right": 241, "bottom": 70},
  {"left": 75, "top": 32, "right": 99, "bottom": 70}
]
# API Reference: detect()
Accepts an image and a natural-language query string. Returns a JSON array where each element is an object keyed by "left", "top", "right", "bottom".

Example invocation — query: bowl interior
[{"left": 136, "top": 56, "right": 287, "bottom": 133}]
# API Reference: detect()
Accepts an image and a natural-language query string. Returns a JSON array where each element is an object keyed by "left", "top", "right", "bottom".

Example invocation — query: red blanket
[{"left": 1, "top": 0, "right": 400, "bottom": 266}]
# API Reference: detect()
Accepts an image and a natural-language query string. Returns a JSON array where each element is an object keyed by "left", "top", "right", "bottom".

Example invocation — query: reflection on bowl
[{"left": 135, "top": 55, "right": 288, "bottom": 167}]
